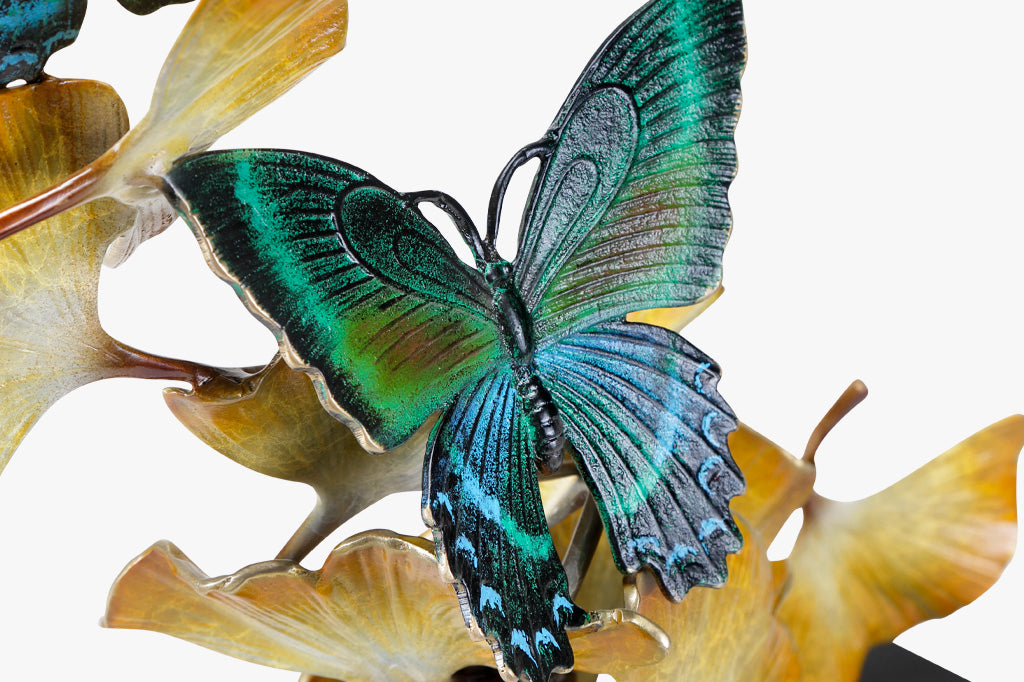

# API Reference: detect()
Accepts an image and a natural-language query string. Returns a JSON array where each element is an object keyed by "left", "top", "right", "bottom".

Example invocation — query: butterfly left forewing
[
  {"left": 168, "top": 149, "right": 501, "bottom": 452},
  {"left": 514, "top": 0, "right": 745, "bottom": 344}
]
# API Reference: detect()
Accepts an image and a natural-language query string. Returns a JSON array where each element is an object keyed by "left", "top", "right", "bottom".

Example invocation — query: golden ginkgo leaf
[
  {"left": 103, "top": 532, "right": 667, "bottom": 681},
  {"left": 164, "top": 355, "right": 432, "bottom": 560},
  {"left": 612, "top": 517, "right": 801, "bottom": 682},
  {"left": 776, "top": 415, "right": 1024, "bottom": 682},
  {"left": 728, "top": 423, "right": 816, "bottom": 542},
  {"left": 0, "top": 0, "right": 348, "bottom": 249},
  {"left": 625, "top": 286, "right": 723, "bottom": 332},
  {"left": 0, "top": 78, "right": 135, "bottom": 474}
]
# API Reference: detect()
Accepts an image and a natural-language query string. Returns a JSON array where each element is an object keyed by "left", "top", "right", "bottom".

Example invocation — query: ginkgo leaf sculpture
[
  {"left": 776, "top": 414, "right": 1024, "bottom": 682},
  {"left": 0, "top": 77, "right": 225, "bottom": 475},
  {"left": 0, "top": 0, "right": 348, "bottom": 255},
  {"left": 103, "top": 531, "right": 669, "bottom": 682},
  {"left": 164, "top": 354, "right": 435, "bottom": 560}
]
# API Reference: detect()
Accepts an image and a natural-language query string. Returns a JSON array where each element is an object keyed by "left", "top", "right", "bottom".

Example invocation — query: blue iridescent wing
[
  {"left": 514, "top": 0, "right": 745, "bottom": 343},
  {"left": 0, "top": 0, "right": 86, "bottom": 85},
  {"left": 424, "top": 369, "right": 587, "bottom": 682},
  {"left": 536, "top": 320, "right": 743, "bottom": 598}
]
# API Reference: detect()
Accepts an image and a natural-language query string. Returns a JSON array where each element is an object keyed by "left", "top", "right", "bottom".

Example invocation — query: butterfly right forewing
[{"left": 514, "top": 0, "right": 745, "bottom": 343}]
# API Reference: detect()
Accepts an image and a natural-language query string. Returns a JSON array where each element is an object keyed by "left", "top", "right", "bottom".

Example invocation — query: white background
[{"left": 1, "top": 1, "right": 1021, "bottom": 680}]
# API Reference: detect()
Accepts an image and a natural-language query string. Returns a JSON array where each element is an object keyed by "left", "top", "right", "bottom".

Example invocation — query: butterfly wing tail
[
  {"left": 423, "top": 370, "right": 586, "bottom": 682},
  {"left": 537, "top": 321, "right": 743, "bottom": 598}
]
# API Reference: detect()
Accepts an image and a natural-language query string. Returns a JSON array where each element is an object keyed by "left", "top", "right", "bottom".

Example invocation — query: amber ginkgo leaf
[
  {"left": 776, "top": 414, "right": 1024, "bottom": 682},
  {"left": 164, "top": 355, "right": 434, "bottom": 561},
  {"left": 728, "top": 423, "right": 816, "bottom": 542},
  {"left": 0, "top": 78, "right": 143, "bottom": 474},
  {"left": 0, "top": 0, "right": 348, "bottom": 252},
  {"left": 0, "top": 77, "right": 240, "bottom": 476},
  {"left": 103, "top": 531, "right": 668, "bottom": 681},
  {"left": 609, "top": 517, "right": 801, "bottom": 682}
]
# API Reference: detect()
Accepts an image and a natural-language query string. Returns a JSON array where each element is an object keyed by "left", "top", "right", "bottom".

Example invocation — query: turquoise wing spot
[
  {"left": 535, "top": 629, "right": 560, "bottom": 650},
  {"left": 551, "top": 594, "right": 575, "bottom": 627},
  {"left": 480, "top": 585, "right": 504, "bottom": 613},
  {"left": 694, "top": 361, "right": 712, "bottom": 396},
  {"left": 701, "top": 413, "right": 722, "bottom": 449},
  {"left": 456, "top": 535, "right": 478, "bottom": 568},
  {"left": 698, "top": 455, "right": 725, "bottom": 496},
  {"left": 510, "top": 630, "right": 538, "bottom": 665},
  {"left": 668, "top": 544, "right": 698, "bottom": 567}
]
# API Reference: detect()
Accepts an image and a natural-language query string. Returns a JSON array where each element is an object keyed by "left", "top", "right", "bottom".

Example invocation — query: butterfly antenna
[
  {"left": 408, "top": 190, "right": 490, "bottom": 267},
  {"left": 486, "top": 140, "right": 550, "bottom": 247}
]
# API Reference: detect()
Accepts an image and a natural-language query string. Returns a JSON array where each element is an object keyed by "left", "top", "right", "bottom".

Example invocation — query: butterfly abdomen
[
  {"left": 485, "top": 260, "right": 566, "bottom": 475},
  {"left": 518, "top": 375, "right": 565, "bottom": 475}
]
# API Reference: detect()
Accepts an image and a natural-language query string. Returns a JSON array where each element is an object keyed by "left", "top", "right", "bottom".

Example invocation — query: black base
[{"left": 860, "top": 644, "right": 967, "bottom": 681}]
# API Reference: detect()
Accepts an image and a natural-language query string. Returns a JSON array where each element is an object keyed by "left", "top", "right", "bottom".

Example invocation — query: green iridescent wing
[
  {"left": 167, "top": 150, "right": 501, "bottom": 451},
  {"left": 0, "top": 0, "right": 86, "bottom": 85},
  {"left": 424, "top": 369, "right": 587, "bottom": 682},
  {"left": 513, "top": 0, "right": 745, "bottom": 343}
]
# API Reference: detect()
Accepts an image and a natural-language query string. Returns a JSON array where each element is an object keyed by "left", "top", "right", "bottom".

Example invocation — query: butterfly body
[
  {"left": 484, "top": 259, "right": 566, "bottom": 475},
  {"left": 169, "top": 2, "right": 747, "bottom": 679}
]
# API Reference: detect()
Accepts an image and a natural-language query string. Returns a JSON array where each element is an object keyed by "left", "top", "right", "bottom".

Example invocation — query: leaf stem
[
  {"left": 0, "top": 153, "right": 110, "bottom": 241},
  {"left": 803, "top": 380, "right": 869, "bottom": 463},
  {"left": 108, "top": 339, "right": 229, "bottom": 386},
  {"left": 563, "top": 495, "right": 603, "bottom": 599}
]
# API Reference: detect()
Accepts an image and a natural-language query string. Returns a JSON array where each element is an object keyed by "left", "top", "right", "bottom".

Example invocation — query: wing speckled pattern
[
  {"left": 0, "top": 0, "right": 86, "bottom": 85},
  {"left": 168, "top": 151, "right": 501, "bottom": 452},
  {"left": 424, "top": 370, "right": 587, "bottom": 682},
  {"left": 515, "top": 0, "right": 745, "bottom": 343},
  {"left": 536, "top": 320, "right": 742, "bottom": 598}
]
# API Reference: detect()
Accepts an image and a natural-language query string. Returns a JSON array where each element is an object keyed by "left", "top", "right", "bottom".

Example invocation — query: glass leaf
[
  {"left": 164, "top": 355, "right": 432, "bottom": 559},
  {"left": 0, "top": 0, "right": 348, "bottom": 254},
  {"left": 776, "top": 415, "right": 1024, "bottom": 681},
  {"left": 103, "top": 531, "right": 667, "bottom": 680},
  {"left": 729, "top": 422, "right": 816, "bottom": 543},
  {"left": 0, "top": 78, "right": 134, "bottom": 474}
]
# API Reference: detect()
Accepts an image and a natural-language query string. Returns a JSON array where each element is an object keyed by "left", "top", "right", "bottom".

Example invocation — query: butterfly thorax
[{"left": 485, "top": 260, "right": 565, "bottom": 475}]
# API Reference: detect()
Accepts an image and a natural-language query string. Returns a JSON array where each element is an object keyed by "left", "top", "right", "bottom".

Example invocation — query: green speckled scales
[
  {"left": 169, "top": 1, "right": 746, "bottom": 680},
  {"left": 172, "top": 151, "right": 502, "bottom": 451}
]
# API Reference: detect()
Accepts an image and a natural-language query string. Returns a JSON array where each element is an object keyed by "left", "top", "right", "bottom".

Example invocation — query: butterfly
[
  {"left": 166, "top": 0, "right": 745, "bottom": 679},
  {"left": 0, "top": 0, "right": 86, "bottom": 86}
]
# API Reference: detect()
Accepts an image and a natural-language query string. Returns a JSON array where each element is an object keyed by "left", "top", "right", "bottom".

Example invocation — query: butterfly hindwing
[
  {"left": 424, "top": 369, "right": 586, "bottom": 682},
  {"left": 168, "top": 150, "right": 501, "bottom": 451},
  {"left": 536, "top": 320, "right": 743, "bottom": 598},
  {"left": 515, "top": 0, "right": 745, "bottom": 343}
]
